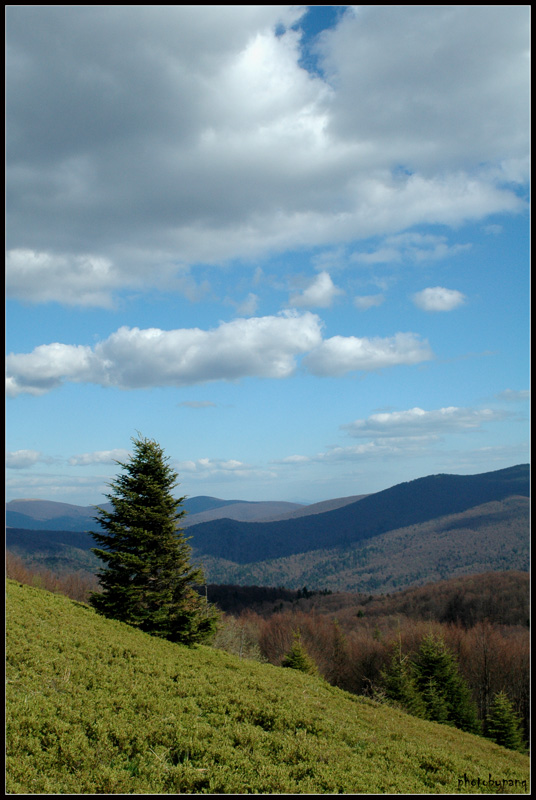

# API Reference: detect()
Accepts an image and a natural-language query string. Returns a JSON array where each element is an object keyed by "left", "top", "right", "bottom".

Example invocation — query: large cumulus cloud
[
  {"left": 6, "top": 5, "right": 529, "bottom": 306},
  {"left": 5, "top": 312, "right": 434, "bottom": 396}
]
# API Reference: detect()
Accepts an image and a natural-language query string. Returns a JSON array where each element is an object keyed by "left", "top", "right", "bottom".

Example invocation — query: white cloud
[
  {"left": 5, "top": 249, "right": 123, "bottom": 308},
  {"left": 5, "top": 343, "right": 102, "bottom": 396},
  {"left": 495, "top": 389, "right": 530, "bottom": 403},
  {"left": 6, "top": 314, "right": 437, "bottom": 394},
  {"left": 5, "top": 6, "right": 529, "bottom": 305},
  {"left": 304, "top": 332, "right": 433, "bottom": 377},
  {"left": 174, "top": 456, "right": 276, "bottom": 482},
  {"left": 6, "top": 449, "right": 43, "bottom": 469},
  {"left": 6, "top": 312, "right": 323, "bottom": 395},
  {"left": 288, "top": 271, "right": 344, "bottom": 308},
  {"left": 342, "top": 406, "right": 508, "bottom": 438},
  {"left": 68, "top": 449, "right": 130, "bottom": 466},
  {"left": 352, "top": 233, "right": 471, "bottom": 267},
  {"left": 227, "top": 292, "right": 259, "bottom": 317},
  {"left": 412, "top": 286, "right": 467, "bottom": 312},
  {"left": 354, "top": 294, "right": 385, "bottom": 311}
]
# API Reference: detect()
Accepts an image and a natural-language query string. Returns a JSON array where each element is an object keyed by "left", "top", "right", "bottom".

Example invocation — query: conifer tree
[
  {"left": 89, "top": 435, "right": 219, "bottom": 645},
  {"left": 412, "top": 633, "right": 480, "bottom": 733},
  {"left": 485, "top": 691, "right": 525, "bottom": 752},
  {"left": 380, "top": 640, "right": 427, "bottom": 718},
  {"left": 281, "top": 630, "right": 318, "bottom": 675}
]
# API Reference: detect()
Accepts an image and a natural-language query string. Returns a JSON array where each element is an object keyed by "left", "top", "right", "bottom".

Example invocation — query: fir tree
[
  {"left": 380, "top": 640, "right": 427, "bottom": 718},
  {"left": 89, "top": 435, "right": 219, "bottom": 645},
  {"left": 281, "top": 630, "right": 318, "bottom": 675},
  {"left": 485, "top": 691, "right": 526, "bottom": 752},
  {"left": 412, "top": 633, "right": 480, "bottom": 734}
]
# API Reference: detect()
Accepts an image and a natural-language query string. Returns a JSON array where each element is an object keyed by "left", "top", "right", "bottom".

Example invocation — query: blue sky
[{"left": 6, "top": 6, "right": 530, "bottom": 505}]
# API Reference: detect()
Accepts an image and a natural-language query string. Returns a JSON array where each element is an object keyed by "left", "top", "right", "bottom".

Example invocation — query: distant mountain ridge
[
  {"left": 5, "top": 496, "right": 307, "bottom": 532},
  {"left": 187, "top": 464, "right": 529, "bottom": 564},
  {"left": 5, "top": 465, "right": 529, "bottom": 594}
]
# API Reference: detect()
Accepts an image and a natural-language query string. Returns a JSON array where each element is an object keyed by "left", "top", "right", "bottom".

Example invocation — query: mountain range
[{"left": 5, "top": 464, "right": 529, "bottom": 593}]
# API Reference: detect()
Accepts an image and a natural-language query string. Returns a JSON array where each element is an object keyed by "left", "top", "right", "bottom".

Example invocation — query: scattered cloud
[
  {"left": 174, "top": 456, "right": 277, "bottom": 483},
  {"left": 412, "top": 287, "right": 467, "bottom": 312},
  {"left": 235, "top": 293, "right": 260, "bottom": 316},
  {"left": 68, "top": 449, "right": 130, "bottom": 466},
  {"left": 6, "top": 313, "right": 437, "bottom": 395},
  {"left": 353, "top": 293, "right": 385, "bottom": 311},
  {"left": 352, "top": 233, "right": 471, "bottom": 267},
  {"left": 342, "top": 406, "right": 508, "bottom": 438},
  {"left": 288, "top": 271, "right": 344, "bottom": 309},
  {"left": 495, "top": 389, "right": 530, "bottom": 403},
  {"left": 5, "top": 471, "right": 114, "bottom": 502},
  {"left": 278, "top": 404, "right": 513, "bottom": 468},
  {"left": 6, "top": 449, "right": 45, "bottom": 469},
  {"left": 6, "top": 312, "right": 323, "bottom": 395},
  {"left": 304, "top": 333, "right": 433, "bottom": 377}
]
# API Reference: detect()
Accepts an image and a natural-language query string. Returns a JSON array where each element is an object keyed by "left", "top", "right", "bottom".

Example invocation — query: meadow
[{"left": 6, "top": 580, "right": 529, "bottom": 794}]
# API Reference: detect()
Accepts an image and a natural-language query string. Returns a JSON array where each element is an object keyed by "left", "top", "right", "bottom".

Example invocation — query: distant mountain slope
[
  {"left": 6, "top": 465, "right": 529, "bottom": 594},
  {"left": 188, "top": 465, "right": 529, "bottom": 564},
  {"left": 182, "top": 500, "right": 304, "bottom": 527},
  {"left": 197, "top": 496, "right": 530, "bottom": 593},
  {"left": 5, "top": 496, "right": 305, "bottom": 531},
  {"left": 5, "top": 500, "right": 113, "bottom": 532},
  {"left": 263, "top": 494, "right": 368, "bottom": 522}
]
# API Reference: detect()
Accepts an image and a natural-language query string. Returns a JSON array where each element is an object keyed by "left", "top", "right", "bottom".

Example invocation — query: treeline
[
  {"left": 213, "top": 607, "right": 529, "bottom": 748},
  {"left": 202, "top": 583, "right": 331, "bottom": 615},
  {"left": 5, "top": 552, "right": 99, "bottom": 603},
  {"left": 205, "top": 571, "right": 529, "bottom": 629}
]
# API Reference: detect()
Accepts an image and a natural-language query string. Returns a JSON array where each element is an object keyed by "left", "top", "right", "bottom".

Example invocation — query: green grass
[{"left": 6, "top": 580, "right": 529, "bottom": 794}]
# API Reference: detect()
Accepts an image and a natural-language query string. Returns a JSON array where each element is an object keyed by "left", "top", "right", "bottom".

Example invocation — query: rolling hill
[
  {"left": 5, "top": 465, "right": 529, "bottom": 593},
  {"left": 6, "top": 580, "right": 529, "bottom": 794},
  {"left": 196, "top": 495, "right": 529, "bottom": 592},
  {"left": 186, "top": 464, "right": 529, "bottom": 564},
  {"left": 5, "top": 496, "right": 306, "bottom": 531}
]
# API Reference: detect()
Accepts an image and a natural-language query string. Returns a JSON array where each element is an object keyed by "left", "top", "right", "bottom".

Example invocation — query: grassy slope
[{"left": 6, "top": 581, "right": 529, "bottom": 795}]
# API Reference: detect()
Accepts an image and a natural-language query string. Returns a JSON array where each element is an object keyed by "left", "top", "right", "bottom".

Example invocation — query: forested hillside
[{"left": 187, "top": 465, "right": 529, "bottom": 563}]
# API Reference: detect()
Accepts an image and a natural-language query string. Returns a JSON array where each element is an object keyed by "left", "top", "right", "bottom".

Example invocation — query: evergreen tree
[
  {"left": 281, "top": 630, "right": 318, "bottom": 675},
  {"left": 380, "top": 640, "right": 427, "bottom": 718},
  {"left": 89, "top": 435, "right": 219, "bottom": 645},
  {"left": 412, "top": 634, "right": 480, "bottom": 734},
  {"left": 485, "top": 691, "right": 526, "bottom": 752}
]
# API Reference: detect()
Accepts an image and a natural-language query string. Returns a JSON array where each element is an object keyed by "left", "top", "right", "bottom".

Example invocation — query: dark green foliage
[
  {"left": 380, "top": 641, "right": 427, "bottom": 718},
  {"left": 485, "top": 691, "right": 526, "bottom": 752},
  {"left": 281, "top": 630, "right": 318, "bottom": 675},
  {"left": 89, "top": 435, "right": 219, "bottom": 645},
  {"left": 413, "top": 634, "right": 480, "bottom": 734}
]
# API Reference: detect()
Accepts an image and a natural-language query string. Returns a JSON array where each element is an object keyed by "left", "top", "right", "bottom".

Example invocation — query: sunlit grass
[{"left": 6, "top": 580, "right": 529, "bottom": 794}]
